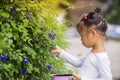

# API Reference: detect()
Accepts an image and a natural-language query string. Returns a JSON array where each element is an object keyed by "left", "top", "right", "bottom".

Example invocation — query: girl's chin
[{"left": 83, "top": 43, "right": 92, "bottom": 48}]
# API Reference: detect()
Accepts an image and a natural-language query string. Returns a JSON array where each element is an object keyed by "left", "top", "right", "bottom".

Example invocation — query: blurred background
[{"left": 57, "top": 0, "right": 120, "bottom": 80}]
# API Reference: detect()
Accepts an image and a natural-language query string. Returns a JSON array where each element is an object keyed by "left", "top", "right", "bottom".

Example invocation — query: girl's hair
[{"left": 78, "top": 7, "right": 107, "bottom": 35}]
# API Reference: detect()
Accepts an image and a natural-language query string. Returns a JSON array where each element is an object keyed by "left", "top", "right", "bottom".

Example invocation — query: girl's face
[{"left": 77, "top": 22, "right": 96, "bottom": 48}]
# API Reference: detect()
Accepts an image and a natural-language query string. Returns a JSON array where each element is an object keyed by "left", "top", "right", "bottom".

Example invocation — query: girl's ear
[{"left": 89, "top": 29, "right": 97, "bottom": 39}]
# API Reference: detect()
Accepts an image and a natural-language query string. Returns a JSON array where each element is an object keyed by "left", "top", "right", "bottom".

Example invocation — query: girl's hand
[
  {"left": 72, "top": 73, "right": 81, "bottom": 80},
  {"left": 51, "top": 46, "right": 62, "bottom": 55}
]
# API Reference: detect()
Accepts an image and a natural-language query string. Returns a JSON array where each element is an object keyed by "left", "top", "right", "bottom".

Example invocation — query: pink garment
[{"left": 52, "top": 74, "right": 72, "bottom": 80}]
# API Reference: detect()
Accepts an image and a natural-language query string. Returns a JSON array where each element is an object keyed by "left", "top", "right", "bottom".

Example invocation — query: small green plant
[{"left": 0, "top": 0, "right": 69, "bottom": 80}]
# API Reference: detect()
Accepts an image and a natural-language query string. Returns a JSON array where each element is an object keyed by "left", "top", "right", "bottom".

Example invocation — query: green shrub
[{"left": 0, "top": 0, "right": 68, "bottom": 80}]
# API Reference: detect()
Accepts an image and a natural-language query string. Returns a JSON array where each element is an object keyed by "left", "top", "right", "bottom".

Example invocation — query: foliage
[
  {"left": 106, "top": 0, "right": 120, "bottom": 24},
  {"left": 0, "top": 0, "right": 70, "bottom": 80}
]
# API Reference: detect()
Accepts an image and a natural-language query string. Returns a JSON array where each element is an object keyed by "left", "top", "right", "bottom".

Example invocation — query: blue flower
[
  {"left": 9, "top": 8, "right": 13, "bottom": 13},
  {"left": 36, "top": 40, "right": 39, "bottom": 44},
  {"left": 22, "top": 58, "right": 29, "bottom": 64},
  {"left": 20, "top": 68, "right": 26, "bottom": 75},
  {"left": 30, "top": 39, "right": 35, "bottom": 44},
  {"left": 47, "top": 64, "right": 52, "bottom": 70},
  {"left": 26, "top": 14, "right": 30, "bottom": 19},
  {"left": 0, "top": 53, "right": 7, "bottom": 61},
  {"left": 48, "top": 33, "right": 55, "bottom": 39}
]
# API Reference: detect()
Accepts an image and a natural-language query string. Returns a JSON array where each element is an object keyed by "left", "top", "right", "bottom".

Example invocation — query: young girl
[{"left": 51, "top": 8, "right": 112, "bottom": 80}]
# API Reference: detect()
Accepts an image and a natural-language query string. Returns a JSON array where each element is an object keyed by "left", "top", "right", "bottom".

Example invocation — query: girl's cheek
[
  {"left": 81, "top": 38, "right": 84, "bottom": 44},
  {"left": 80, "top": 36, "right": 83, "bottom": 41}
]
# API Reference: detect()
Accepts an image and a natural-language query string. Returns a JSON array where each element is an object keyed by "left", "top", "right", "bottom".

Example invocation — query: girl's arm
[{"left": 59, "top": 50, "right": 86, "bottom": 67}]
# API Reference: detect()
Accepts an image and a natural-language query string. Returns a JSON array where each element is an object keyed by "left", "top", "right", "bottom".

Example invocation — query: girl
[{"left": 51, "top": 8, "right": 112, "bottom": 80}]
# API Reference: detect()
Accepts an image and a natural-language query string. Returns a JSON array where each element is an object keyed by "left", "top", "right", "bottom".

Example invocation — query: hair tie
[{"left": 83, "top": 15, "right": 88, "bottom": 21}]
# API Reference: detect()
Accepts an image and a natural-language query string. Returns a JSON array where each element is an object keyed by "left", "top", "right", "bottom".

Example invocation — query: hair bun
[
  {"left": 88, "top": 12, "right": 94, "bottom": 19},
  {"left": 94, "top": 7, "right": 101, "bottom": 13}
]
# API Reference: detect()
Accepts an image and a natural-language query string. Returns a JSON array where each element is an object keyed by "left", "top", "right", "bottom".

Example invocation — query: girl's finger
[
  {"left": 51, "top": 49, "right": 56, "bottom": 53},
  {"left": 72, "top": 73, "right": 78, "bottom": 78},
  {"left": 72, "top": 77, "right": 76, "bottom": 80},
  {"left": 51, "top": 49, "right": 60, "bottom": 54}
]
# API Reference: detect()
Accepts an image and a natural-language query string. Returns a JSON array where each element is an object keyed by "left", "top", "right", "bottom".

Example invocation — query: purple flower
[
  {"left": 48, "top": 33, "right": 55, "bottom": 39},
  {"left": 20, "top": 68, "right": 26, "bottom": 75},
  {"left": 26, "top": 14, "right": 30, "bottom": 19},
  {"left": 9, "top": 8, "right": 13, "bottom": 13},
  {"left": 0, "top": 53, "right": 7, "bottom": 61},
  {"left": 22, "top": 58, "right": 29, "bottom": 64},
  {"left": 36, "top": 40, "right": 39, "bottom": 44},
  {"left": 30, "top": 39, "right": 35, "bottom": 44},
  {"left": 47, "top": 64, "right": 52, "bottom": 70}
]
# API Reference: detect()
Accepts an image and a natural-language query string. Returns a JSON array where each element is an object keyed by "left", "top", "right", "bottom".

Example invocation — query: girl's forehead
[{"left": 79, "top": 22, "right": 84, "bottom": 27}]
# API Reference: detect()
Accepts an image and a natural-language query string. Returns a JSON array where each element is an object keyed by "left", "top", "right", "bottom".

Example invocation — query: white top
[{"left": 59, "top": 50, "right": 112, "bottom": 80}]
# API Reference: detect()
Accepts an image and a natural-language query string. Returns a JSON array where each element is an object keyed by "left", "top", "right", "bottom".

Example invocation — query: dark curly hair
[{"left": 77, "top": 7, "right": 107, "bottom": 35}]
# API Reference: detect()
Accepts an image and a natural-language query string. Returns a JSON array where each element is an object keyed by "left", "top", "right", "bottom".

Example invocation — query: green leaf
[
  {"left": 33, "top": 67, "right": 40, "bottom": 73},
  {"left": 18, "top": 56, "right": 23, "bottom": 62},
  {"left": 24, "top": 46, "right": 36, "bottom": 58},
  {"left": 0, "top": 10, "right": 10, "bottom": 18},
  {"left": 27, "top": 63, "right": 33, "bottom": 73},
  {"left": 10, "top": 21, "right": 16, "bottom": 28},
  {"left": 0, "top": 49, "right": 3, "bottom": 53},
  {"left": 3, "top": 64, "right": 12, "bottom": 71}
]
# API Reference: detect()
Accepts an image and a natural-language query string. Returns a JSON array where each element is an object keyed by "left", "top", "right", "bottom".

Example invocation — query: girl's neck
[{"left": 91, "top": 37, "right": 106, "bottom": 54}]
